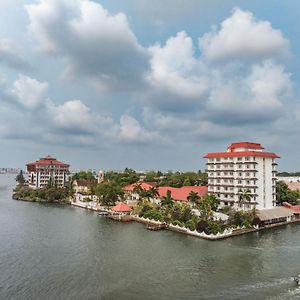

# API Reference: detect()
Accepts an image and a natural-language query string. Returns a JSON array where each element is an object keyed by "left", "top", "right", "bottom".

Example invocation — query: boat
[
  {"left": 98, "top": 211, "right": 109, "bottom": 216},
  {"left": 146, "top": 223, "right": 167, "bottom": 231},
  {"left": 294, "top": 274, "right": 300, "bottom": 285}
]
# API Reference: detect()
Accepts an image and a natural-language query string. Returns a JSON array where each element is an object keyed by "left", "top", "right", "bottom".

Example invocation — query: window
[
  {"left": 237, "top": 157, "right": 242, "bottom": 161},
  {"left": 238, "top": 180, "right": 242, "bottom": 184},
  {"left": 246, "top": 180, "right": 250, "bottom": 185},
  {"left": 238, "top": 165, "right": 242, "bottom": 169},
  {"left": 245, "top": 157, "right": 250, "bottom": 161},
  {"left": 246, "top": 165, "right": 250, "bottom": 169},
  {"left": 246, "top": 172, "right": 250, "bottom": 176},
  {"left": 238, "top": 173, "right": 242, "bottom": 177},
  {"left": 216, "top": 158, "right": 221, "bottom": 162}
]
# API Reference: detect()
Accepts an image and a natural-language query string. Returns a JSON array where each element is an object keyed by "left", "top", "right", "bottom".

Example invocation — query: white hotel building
[
  {"left": 26, "top": 155, "right": 70, "bottom": 189},
  {"left": 204, "top": 142, "right": 279, "bottom": 210}
]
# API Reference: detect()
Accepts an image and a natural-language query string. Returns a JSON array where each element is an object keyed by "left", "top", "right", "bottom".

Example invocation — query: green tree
[
  {"left": 94, "top": 182, "right": 124, "bottom": 206},
  {"left": 238, "top": 189, "right": 252, "bottom": 210},
  {"left": 187, "top": 191, "right": 201, "bottom": 206},
  {"left": 15, "top": 170, "right": 25, "bottom": 185},
  {"left": 198, "top": 194, "right": 219, "bottom": 220},
  {"left": 161, "top": 190, "right": 173, "bottom": 207},
  {"left": 286, "top": 189, "right": 300, "bottom": 205},
  {"left": 276, "top": 181, "right": 289, "bottom": 204}
]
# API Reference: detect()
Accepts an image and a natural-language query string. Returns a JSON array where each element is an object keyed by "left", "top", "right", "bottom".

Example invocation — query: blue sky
[{"left": 0, "top": 0, "right": 300, "bottom": 172}]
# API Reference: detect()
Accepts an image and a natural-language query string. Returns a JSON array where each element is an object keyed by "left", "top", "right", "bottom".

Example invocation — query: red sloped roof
[
  {"left": 203, "top": 151, "right": 279, "bottom": 159},
  {"left": 111, "top": 202, "right": 132, "bottom": 212},
  {"left": 158, "top": 186, "right": 208, "bottom": 202},
  {"left": 228, "top": 142, "right": 263, "bottom": 151},
  {"left": 124, "top": 182, "right": 154, "bottom": 192},
  {"left": 286, "top": 182, "right": 300, "bottom": 190},
  {"left": 283, "top": 203, "right": 300, "bottom": 214},
  {"left": 27, "top": 155, "right": 69, "bottom": 167}
]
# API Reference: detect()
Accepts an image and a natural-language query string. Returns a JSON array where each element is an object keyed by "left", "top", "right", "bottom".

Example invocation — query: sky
[{"left": 0, "top": 0, "right": 300, "bottom": 172}]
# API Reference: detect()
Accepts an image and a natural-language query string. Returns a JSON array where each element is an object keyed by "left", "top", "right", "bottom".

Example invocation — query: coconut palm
[
  {"left": 238, "top": 189, "right": 252, "bottom": 210},
  {"left": 187, "top": 191, "right": 200, "bottom": 206},
  {"left": 161, "top": 190, "right": 173, "bottom": 208}
]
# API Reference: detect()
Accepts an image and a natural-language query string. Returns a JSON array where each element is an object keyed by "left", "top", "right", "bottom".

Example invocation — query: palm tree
[
  {"left": 187, "top": 191, "right": 200, "bottom": 206},
  {"left": 148, "top": 186, "right": 159, "bottom": 199},
  {"left": 238, "top": 189, "right": 252, "bottom": 210},
  {"left": 161, "top": 190, "right": 173, "bottom": 208}
]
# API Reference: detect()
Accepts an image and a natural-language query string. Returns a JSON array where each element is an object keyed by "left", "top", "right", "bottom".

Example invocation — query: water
[{"left": 1, "top": 174, "right": 300, "bottom": 300}]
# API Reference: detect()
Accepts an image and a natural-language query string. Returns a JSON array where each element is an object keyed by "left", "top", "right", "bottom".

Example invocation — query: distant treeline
[{"left": 277, "top": 172, "right": 300, "bottom": 177}]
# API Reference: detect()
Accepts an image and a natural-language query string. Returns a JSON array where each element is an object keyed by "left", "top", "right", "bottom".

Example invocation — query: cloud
[
  {"left": 25, "top": 0, "right": 149, "bottom": 91},
  {"left": 148, "top": 31, "right": 208, "bottom": 100},
  {"left": 0, "top": 40, "right": 32, "bottom": 71},
  {"left": 199, "top": 8, "right": 290, "bottom": 63},
  {"left": 119, "top": 115, "right": 161, "bottom": 144},
  {"left": 1, "top": 74, "right": 162, "bottom": 148},
  {"left": 12, "top": 74, "right": 48, "bottom": 109}
]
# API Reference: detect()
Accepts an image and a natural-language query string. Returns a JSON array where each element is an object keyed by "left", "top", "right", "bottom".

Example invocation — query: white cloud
[
  {"left": 119, "top": 115, "right": 161, "bottom": 143},
  {"left": 199, "top": 8, "right": 289, "bottom": 62},
  {"left": 12, "top": 74, "right": 48, "bottom": 109},
  {"left": 148, "top": 31, "right": 208, "bottom": 99},
  {"left": 26, "top": 0, "right": 149, "bottom": 91},
  {"left": 48, "top": 100, "right": 93, "bottom": 133}
]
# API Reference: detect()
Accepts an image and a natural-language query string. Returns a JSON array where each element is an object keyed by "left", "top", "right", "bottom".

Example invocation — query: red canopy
[{"left": 111, "top": 202, "right": 132, "bottom": 212}]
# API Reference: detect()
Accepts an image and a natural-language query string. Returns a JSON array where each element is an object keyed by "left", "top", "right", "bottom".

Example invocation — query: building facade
[
  {"left": 204, "top": 142, "right": 279, "bottom": 210},
  {"left": 26, "top": 155, "right": 70, "bottom": 189}
]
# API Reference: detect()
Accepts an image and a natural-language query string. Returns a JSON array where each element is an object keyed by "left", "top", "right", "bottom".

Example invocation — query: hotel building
[
  {"left": 204, "top": 142, "right": 279, "bottom": 210},
  {"left": 26, "top": 155, "right": 70, "bottom": 189}
]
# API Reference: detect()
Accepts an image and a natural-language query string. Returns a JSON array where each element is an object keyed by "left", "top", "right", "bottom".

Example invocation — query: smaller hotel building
[
  {"left": 204, "top": 142, "right": 279, "bottom": 210},
  {"left": 26, "top": 155, "right": 70, "bottom": 189}
]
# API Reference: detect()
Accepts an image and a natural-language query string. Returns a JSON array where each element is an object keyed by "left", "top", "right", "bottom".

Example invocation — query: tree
[
  {"left": 276, "top": 181, "right": 289, "bottom": 204},
  {"left": 15, "top": 170, "right": 25, "bottom": 185},
  {"left": 161, "top": 190, "right": 173, "bottom": 207},
  {"left": 286, "top": 189, "right": 300, "bottom": 205},
  {"left": 187, "top": 191, "right": 200, "bottom": 206},
  {"left": 198, "top": 194, "right": 219, "bottom": 220},
  {"left": 94, "top": 182, "right": 124, "bottom": 206},
  {"left": 238, "top": 189, "right": 252, "bottom": 210},
  {"left": 148, "top": 186, "right": 159, "bottom": 199}
]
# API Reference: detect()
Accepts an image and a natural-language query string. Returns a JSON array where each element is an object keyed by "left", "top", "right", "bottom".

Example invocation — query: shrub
[
  {"left": 196, "top": 220, "right": 208, "bottom": 233},
  {"left": 186, "top": 219, "right": 196, "bottom": 231}
]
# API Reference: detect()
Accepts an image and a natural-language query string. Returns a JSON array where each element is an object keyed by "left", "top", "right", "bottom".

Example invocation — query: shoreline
[{"left": 70, "top": 200, "right": 300, "bottom": 240}]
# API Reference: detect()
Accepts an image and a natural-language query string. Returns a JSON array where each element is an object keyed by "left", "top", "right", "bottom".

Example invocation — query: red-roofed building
[
  {"left": 110, "top": 202, "right": 132, "bottom": 222},
  {"left": 204, "top": 142, "right": 279, "bottom": 211},
  {"left": 26, "top": 155, "right": 70, "bottom": 189},
  {"left": 124, "top": 182, "right": 154, "bottom": 192},
  {"left": 111, "top": 202, "right": 132, "bottom": 212},
  {"left": 157, "top": 186, "right": 208, "bottom": 202},
  {"left": 123, "top": 181, "right": 208, "bottom": 206},
  {"left": 283, "top": 202, "right": 300, "bottom": 218}
]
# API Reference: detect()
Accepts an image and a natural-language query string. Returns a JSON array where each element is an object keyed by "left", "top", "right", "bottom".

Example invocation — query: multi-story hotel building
[
  {"left": 26, "top": 155, "right": 70, "bottom": 189},
  {"left": 204, "top": 142, "right": 279, "bottom": 210}
]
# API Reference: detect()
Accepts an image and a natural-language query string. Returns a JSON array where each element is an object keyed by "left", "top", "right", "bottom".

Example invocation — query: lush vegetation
[
  {"left": 144, "top": 170, "right": 208, "bottom": 187},
  {"left": 71, "top": 171, "right": 96, "bottom": 181},
  {"left": 135, "top": 194, "right": 258, "bottom": 235},
  {"left": 276, "top": 180, "right": 300, "bottom": 205},
  {"left": 94, "top": 181, "right": 124, "bottom": 206},
  {"left": 13, "top": 184, "right": 70, "bottom": 203}
]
